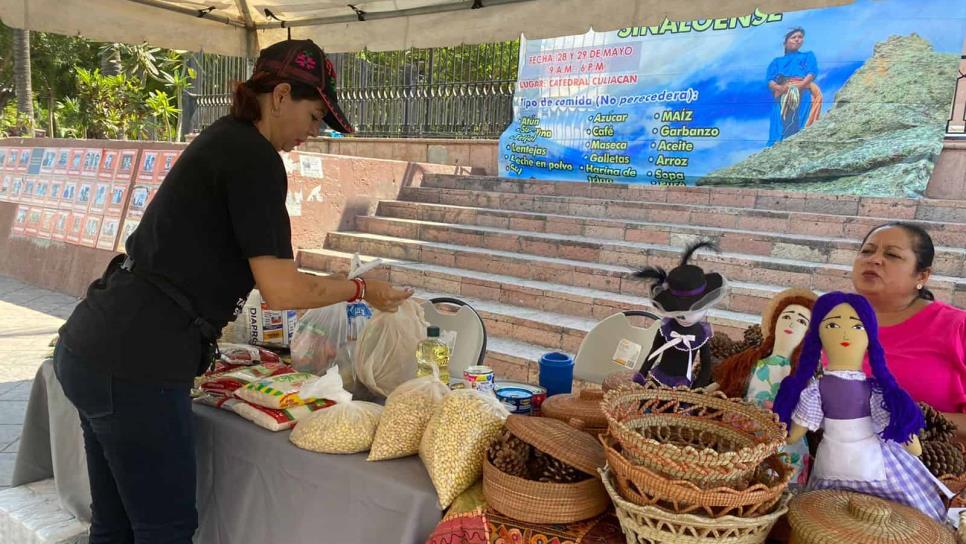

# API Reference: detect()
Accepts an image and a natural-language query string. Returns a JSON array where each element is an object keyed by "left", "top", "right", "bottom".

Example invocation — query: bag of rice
[
  {"left": 368, "top": 367, "right": 449, "bottom": 461},
  {"left": 218, "top": 343, "right": 281, "bottom": 365},
  {"left": 194, "top": 393, "right": 241, "bottom": 411},
  {"left": 234, "top": 372, "right": 321, "bottom": 409},
  {"left": 198, "top": 362, "right": 294, "bottom": 398},
  {"left": 232, "top": 398, "right": 335, "bottom": 431},
  {"left": 419, "top": 389, "right": 509, "bottom": 509}
]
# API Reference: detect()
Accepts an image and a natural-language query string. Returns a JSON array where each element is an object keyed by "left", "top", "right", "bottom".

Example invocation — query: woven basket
[
  {"left": 482, "top": 457, "right": 609, "bottom": 524},
  {"left": 482, "top": 416, "right": 610, "bottom": 524},
  {"left": 540, "top": 388, "right": 608, "bottom": 433},
  {"left": 601, "top": 383, "right": 786, "bottom": 489},
  {"left": 600, "top": 467, "right": 789, "bottom": 544},
  {"left": 601, "top": 433, "right": 790, "bottom": 518},
  {"left": 603, "top": 370, "right": 639, "bottom": 392},
  {"left": 787, "top": 490, "right": 957, "bottom": 544}
]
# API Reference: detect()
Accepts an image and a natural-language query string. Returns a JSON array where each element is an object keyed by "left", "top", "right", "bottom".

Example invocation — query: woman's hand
[{"left": 364, "top": 279, "right": 414, "bottom": 312}]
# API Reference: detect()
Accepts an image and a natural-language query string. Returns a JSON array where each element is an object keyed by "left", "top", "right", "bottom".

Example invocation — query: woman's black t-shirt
[{"left": 59, "top": 116, "right": 293, "bottom": 384}]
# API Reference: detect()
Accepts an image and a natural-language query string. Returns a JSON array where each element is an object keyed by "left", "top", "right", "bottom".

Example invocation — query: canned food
[
  {"left": 494, "top": 381, "right": 547, "bottom": 416},
  {"left": 496, "top": 387, "right": 533, "bottom": 415},
  {"left": 463, "top": 365, "right": 495, "bottom": 393}
]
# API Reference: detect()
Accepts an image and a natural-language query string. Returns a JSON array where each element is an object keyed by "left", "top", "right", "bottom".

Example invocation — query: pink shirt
[{"left": 860, "top": 301, "right": 966, "bottom": 413}]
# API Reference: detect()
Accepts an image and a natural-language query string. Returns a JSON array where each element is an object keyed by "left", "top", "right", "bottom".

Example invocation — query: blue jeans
[{"left": 53, "top": 342, "right": 198, "bottom": 543}]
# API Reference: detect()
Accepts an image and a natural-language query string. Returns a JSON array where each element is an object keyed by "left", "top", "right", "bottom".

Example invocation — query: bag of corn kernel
[
  {"left": 419, "top": 389, "right": 509, "bottom": 509},
  {"left": 234, "top": 372, "right": 321, "bottom": 409},
  {"left": 290, "top": 367, "right": 385, "bottom": 454},
  {"left": 368, "top": 364, "right": 450, "bottom": 461}
]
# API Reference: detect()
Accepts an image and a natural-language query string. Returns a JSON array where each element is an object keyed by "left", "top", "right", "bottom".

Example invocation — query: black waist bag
[{"left": 110, "top": 254, "right": 221, "bottom": 376}]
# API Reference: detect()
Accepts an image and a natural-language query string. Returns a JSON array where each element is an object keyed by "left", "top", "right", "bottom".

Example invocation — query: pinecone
[
  {"left": 487, "top": 430, "right": 530, "bottom": 478},
  {"left": 709, "top": 333, "right": 739, "bottom": 363},
  {"left": 530, "top": 451, "right": 588, "bottom": 483},
  {"left": 919, "top": 402, "right": 957, "bottom": 443},
  {"left": 921, "top": 440, "right": 966, "bottom": 478},
  {"left": 743, "top": 324, "right": 763, "bottom": 348}
]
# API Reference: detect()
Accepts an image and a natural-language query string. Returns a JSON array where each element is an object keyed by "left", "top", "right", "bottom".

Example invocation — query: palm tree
[{"left": 12, "top": 28, "right": 33, "bottom": 136}]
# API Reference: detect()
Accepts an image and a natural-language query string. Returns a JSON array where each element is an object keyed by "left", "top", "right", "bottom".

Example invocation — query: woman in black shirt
[{"left": 55, "top": 39, "right": 412, "bottom": 542}]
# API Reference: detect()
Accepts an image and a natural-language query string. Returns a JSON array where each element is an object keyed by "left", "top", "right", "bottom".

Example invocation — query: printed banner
[{"left": 498, "top": 0, "right": 966, "bottom": 197}]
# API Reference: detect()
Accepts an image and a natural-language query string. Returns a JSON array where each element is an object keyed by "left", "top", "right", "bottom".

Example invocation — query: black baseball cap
[{"left": 252, "top": 39, "right": 354, "bottom": 134}]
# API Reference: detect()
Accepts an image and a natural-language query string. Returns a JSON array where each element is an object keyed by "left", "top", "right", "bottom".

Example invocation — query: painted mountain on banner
[{"left": 700, "top": 34, "right": 960, "bottom": 197}]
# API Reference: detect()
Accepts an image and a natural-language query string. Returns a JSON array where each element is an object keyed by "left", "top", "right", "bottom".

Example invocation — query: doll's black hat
[{"left": 633, "top": 240, "right": 727, "bottom": 315}]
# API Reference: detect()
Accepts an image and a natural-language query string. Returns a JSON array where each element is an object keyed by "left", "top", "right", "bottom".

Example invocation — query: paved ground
[{"left": 0, "top": 275, "right": 78, "bottom": 489}]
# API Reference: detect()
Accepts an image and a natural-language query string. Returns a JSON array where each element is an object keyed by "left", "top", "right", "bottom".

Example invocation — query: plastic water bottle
[{"left": 416, "top": 326, "right": 451, "bottom": 383}]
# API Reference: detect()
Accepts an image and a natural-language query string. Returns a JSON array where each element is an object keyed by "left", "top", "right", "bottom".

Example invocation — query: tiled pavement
[{"left": 0, "top": 275, "right": 78, "bottom": 490}]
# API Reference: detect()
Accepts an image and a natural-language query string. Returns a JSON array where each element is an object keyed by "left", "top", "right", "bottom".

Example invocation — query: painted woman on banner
[{"left": 766, "top": 27, "right": 823, "bottom": 146}]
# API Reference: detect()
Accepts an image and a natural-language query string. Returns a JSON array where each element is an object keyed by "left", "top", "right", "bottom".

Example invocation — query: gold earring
[{"left": 916, "top": 283, "right": 923, "bottom": 290}]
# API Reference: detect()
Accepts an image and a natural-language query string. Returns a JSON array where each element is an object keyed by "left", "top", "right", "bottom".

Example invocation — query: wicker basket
[
  {"left": 601, "top": 383, "right": 786, "bottom": 489},
  {"left": 600, "top": 467, "right": 789, "bottom": 544},
  {"left": 482, "top": 416, "right": 610, "bottom": 524},
  {"left": 540, "top": 388, "right": 608, "bottom": 433},
  {"left": 787, "top": 490, "right": 957, "bottom": 544},
  {"left": 603, "top": 370, "right": 639, "bottom": 392},
  {"left": 601, "top": 433, "right": 790, "bottom": 518}
]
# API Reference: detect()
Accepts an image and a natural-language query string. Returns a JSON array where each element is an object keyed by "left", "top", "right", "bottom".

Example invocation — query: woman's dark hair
[
  {"left": 783, "top": 27, "right": 805, "bottom": 54},
  {"left": 230, "top": 75, "right": 322, "bottom": 123},
  {"left": 861, "top": 222, "right": 935, "bottom": 301}
]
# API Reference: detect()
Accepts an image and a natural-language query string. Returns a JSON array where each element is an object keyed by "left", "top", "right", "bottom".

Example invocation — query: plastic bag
[
  {"left": 291, "top": 255, "right": 380, "bottom": 374},
  {"left": 234, "top": 372, "right": 322, "bottom": 409},
  {"left": 289, "top": 368, "right": 384, "bottom": 454},
  {"left": 354, "top": 299, "right": 428, "bottom": 397},
  {"left": 420, "top": 389, "right": 509, "bottom": 509},
  {"left": 368, "top": 365, "right": 450, "bottom": 461},
  {"left": 291, "top": 302, "right": 372, "bottom": 374}
]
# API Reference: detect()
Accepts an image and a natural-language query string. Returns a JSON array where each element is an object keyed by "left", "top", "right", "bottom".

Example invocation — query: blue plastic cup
[{"left": 539, "top": 352, "right": 574, "bottom": 397}]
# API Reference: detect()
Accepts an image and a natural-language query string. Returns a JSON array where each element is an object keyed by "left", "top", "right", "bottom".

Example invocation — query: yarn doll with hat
[
  {"left": 773, "top": 291, "right": 953, "bottom": 521},
  {"left": 632, "top": 240, "right": 728, "bottom": 389}
]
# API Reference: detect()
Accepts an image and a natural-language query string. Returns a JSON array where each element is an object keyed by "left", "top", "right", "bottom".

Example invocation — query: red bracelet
[{"left": 349, "top": 278, "right": 365, "bottom": 302}]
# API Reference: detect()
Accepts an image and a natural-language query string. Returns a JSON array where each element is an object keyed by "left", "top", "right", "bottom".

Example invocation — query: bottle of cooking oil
[{"left": 416, "top": 326, "right": 451, "bottom": 384}]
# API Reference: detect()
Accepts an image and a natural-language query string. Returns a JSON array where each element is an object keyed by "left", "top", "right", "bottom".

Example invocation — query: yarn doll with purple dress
[
  {"left": 632, "top": 241, "right": 728, "bottom": 389},
  {"left": 773, "top": 291, "right": 952, "bottom": 522}
]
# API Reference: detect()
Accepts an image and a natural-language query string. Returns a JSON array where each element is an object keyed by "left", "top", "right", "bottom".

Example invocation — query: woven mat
[{"left": 425, "top": 507, "right": 624, "bottom": 544}]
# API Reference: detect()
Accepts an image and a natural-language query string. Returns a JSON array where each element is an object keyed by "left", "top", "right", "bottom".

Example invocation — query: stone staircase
[{"left": 298, "top": 174, "right": 966, "bottom": 383}]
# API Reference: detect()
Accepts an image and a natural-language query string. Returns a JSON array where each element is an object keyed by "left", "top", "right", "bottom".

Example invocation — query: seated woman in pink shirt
[{"left": 852, "top": 222, "right": 966, "bottom": 440}]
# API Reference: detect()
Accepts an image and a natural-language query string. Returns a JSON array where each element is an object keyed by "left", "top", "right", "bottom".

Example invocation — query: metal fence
[{"left": 188, "top": 41, "right": 518, "bottom": 139}]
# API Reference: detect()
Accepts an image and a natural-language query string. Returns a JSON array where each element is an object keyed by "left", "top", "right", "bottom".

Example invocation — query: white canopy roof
[{"left": 0, "top": 0, "right": 853, "bottom": 56}]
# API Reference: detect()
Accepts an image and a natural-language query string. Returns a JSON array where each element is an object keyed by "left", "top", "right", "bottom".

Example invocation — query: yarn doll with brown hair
[
  {"left": 632, "top": 240, "right": 728, "bottom": 389},
  {"left": 714, "top": 287, "right": 818, "bottom": 484}
]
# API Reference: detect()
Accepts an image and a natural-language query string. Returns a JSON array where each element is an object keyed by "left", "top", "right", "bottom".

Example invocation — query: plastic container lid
[{"left": 427, "top": 325, "right": 440, "bottom": 337}]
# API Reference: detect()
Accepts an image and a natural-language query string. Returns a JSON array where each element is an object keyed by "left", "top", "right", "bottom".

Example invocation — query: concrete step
[
  {"left": 320, "top": 231, "right": 966, "bottom": 309},
  {"left": 420, "top": 173, "right": 966, "bottom": 224},
  {"left": 362, "top": 211, "right": 966, "bottom": 277},
  {"left": 398, "top": 186, "right": 966, "bottom": 248},
  {"left": 299, "top": 248, "right": 767, "bottom": 339}
]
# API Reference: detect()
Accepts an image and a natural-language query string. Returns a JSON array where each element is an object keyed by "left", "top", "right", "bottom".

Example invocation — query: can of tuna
[
  {"left": 463, "top": 365, "right": 495, "bottom": 393},
  {"left": 494, "top": 381, "right": 548, "bottom": 416},
  {"left": 495, "top": 387, "right": 533, "bottom": 415}
]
